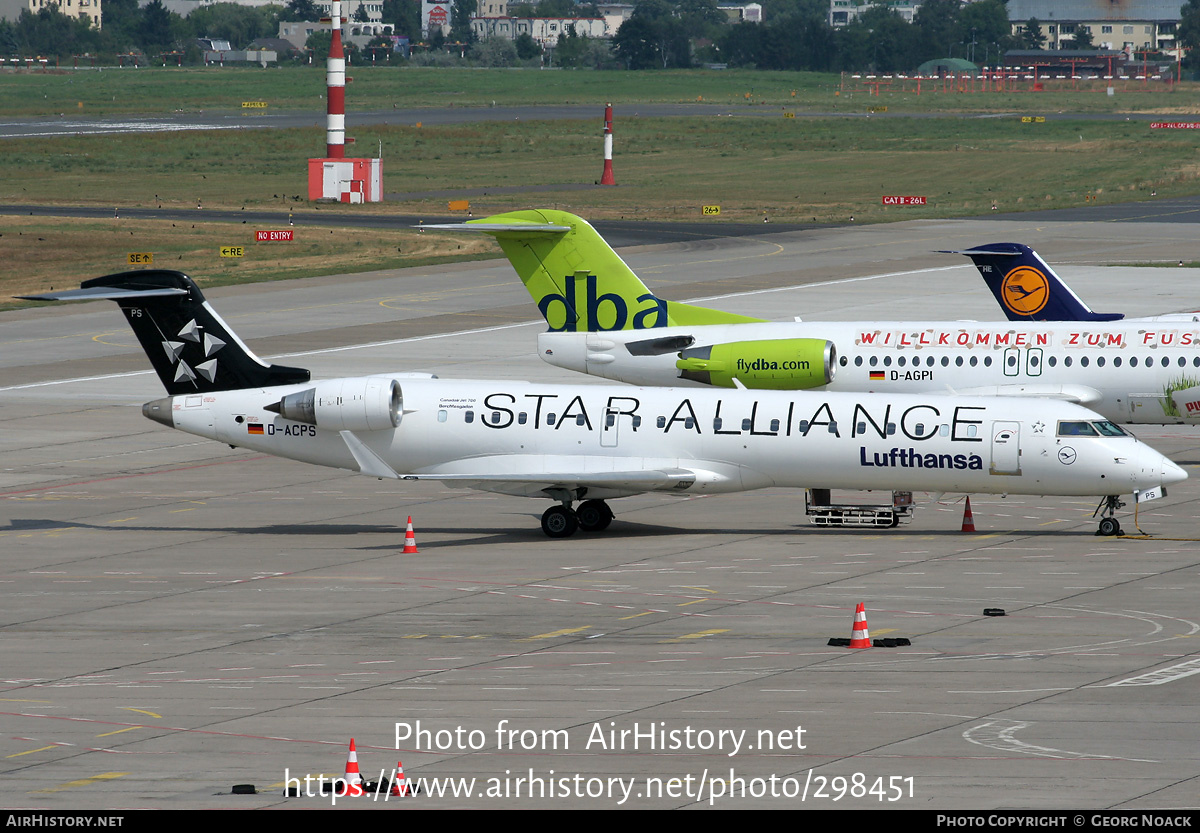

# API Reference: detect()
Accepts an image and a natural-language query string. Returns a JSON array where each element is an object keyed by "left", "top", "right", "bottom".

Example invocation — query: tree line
[{"left": 3, "top": 0, "right": 1196, "bottom": 71}]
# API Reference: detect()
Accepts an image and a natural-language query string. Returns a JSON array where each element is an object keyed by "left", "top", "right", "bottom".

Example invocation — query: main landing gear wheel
[
  {"left": 576, "top": 500, "right": 614, "bottom": 532},
  {"left": 1098, "top": 517, "right": 1122, "bottom": 537},
  {"left": 541, "top": 505, "right": 578, "bottom": 538}
]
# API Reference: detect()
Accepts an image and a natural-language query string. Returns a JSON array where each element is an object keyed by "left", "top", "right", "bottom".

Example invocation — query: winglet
[{"left": 942, "top": 243, "right": 1124, "bottom": 322}]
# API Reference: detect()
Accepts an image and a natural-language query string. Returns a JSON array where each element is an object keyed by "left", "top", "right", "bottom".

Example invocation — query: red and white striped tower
[
  {"left": 326, "top": 0, "right": 346, "bottom": 159},
  {"left": 599, "top": 103, "right": 615, "bottom": 185}
]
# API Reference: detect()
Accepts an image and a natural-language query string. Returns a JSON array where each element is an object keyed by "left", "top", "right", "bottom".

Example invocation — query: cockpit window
[
  {"left": 1057, "top": 421, "right": 1098, "bottom": 436},
  {"left": 1092, "top": 421, "right": 1126, "bottom": 437}
]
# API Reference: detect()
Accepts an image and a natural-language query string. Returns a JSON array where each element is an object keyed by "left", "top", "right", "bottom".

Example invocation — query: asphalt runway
[
  {"left": 0, "top": 101, "right": 1175, "bottom": 140},
  {"left": 3, "top": 214, "right": 1200, "bottom": 809},
  {"left": 0, "top": 103, "right": 773, "bottom": 140}
]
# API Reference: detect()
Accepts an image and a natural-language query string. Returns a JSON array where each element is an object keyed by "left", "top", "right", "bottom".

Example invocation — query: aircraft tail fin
[
  {"left": 943, "top": 243, "right": 1124, "bottom": 322},
  {"left": 20, "top": 270, "right": 311, "bottom": 394},
  {"left": 427, "top": 209, "right": 765, "bottom": 331}
]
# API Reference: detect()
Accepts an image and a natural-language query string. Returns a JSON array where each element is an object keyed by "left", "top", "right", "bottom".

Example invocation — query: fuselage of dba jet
[
  {"left": 541, "top": 318, "right": 1200, "bottom": 426},
  {"left": 24, "top": 270, "right": 1184, "bottom": 538},
  {"left": 433, "top": 210, "right": 1200, "bottom": 425}
]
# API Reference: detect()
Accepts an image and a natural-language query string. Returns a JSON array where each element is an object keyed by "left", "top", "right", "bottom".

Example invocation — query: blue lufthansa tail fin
[{"left": 942, "top": 243, "right": 1124, "bottom": 322}]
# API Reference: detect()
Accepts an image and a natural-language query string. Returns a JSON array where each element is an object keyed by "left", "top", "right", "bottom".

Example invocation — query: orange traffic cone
[
  {"left": 343, "top": 738, "right": 364, "bottom": 797},
  {"left": 403, "top": 516, "right": 419, "bottom": 554},
  {"left": 848, "top": 602, "right": 871, "bottom": 649},
  {"left": 961, "top": 497, "right": 976, "bottom": 533},
  {"left": 391, "top": 760, "right": 410, "bottom": 796}
]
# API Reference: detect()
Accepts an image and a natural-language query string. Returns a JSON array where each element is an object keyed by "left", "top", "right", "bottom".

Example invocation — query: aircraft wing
[
  {"left": 953, "top": 383, "right": 1103, "bottom": 406},
  {"left": 401, "top": 455, "right": 728, "bottom": 498}
]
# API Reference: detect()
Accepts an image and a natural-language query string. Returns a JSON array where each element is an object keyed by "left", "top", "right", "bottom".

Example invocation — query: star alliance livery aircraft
[
  {"left": 435, "top": 210, "right": 1200, "bottom": 425},
  {"left": 22, "top": 272, "right": 1183, "bottom": 538}
]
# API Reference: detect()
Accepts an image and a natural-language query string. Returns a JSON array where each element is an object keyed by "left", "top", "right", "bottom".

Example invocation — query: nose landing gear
[{"left": 1094, "top": 495, "right": 1125, "bottom": 537}]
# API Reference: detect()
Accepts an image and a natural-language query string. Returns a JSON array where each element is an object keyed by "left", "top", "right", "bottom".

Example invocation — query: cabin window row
[
  {"left": 842, "top": 354, "right": 1200, "bottom": 369},
  {"left": 434, "top": 409, "right": 979, "bottom": 438},
  {"left": 437, "top": 410, "right": 647, "bottom": 427}
]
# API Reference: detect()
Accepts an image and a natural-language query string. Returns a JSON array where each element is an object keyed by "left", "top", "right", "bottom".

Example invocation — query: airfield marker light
[
  {"left": 961, "top": 496, "right": 976, "bottom": 532},
  {"left": 403, "top": 516, "right": 419, "bottom": 554},
  {"left": 600, "top": 103, "right": 615, "bottom": 186},
  {"left": 326, "top": 0, "right": 346, "bottom": 159},
  {"left": 848, "top": 603, "right": 871, "bottom": 649}
]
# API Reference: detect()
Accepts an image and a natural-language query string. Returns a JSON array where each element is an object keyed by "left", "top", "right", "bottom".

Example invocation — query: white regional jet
[
  {"left": 22, "top": 271, "right": 1184, "bottom": 537},
  {"left": 435, "top": 210, "right": 1200, "bottom": 425}
]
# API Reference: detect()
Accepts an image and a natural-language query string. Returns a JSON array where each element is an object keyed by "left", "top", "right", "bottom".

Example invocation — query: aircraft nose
[{"left": 1161, "top": 458, "right": 1188, "bottom": 487}]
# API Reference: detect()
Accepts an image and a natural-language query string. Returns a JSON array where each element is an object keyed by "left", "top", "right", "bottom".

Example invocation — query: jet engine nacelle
[
  {"left": 267, "top": 376, "right": 402, "bottom": 432},
  {"left": 675, "top": 339, "right": 836, "bottom": 390}
]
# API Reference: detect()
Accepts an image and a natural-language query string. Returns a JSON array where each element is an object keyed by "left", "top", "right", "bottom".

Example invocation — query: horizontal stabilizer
[
  {"left": 19, "top": 286, "right": 188, "bottom": 302},
  {"left": 939, "top": 247, "right": 1027, "bottom": 257},
  {"left": 421, "top": 222, "right": 570, "bottom": 234}
]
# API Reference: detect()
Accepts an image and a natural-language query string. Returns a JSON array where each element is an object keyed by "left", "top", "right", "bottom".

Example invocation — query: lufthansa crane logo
[{"left": 1000, "top": 266, "right": 1050, "bottom": 316}]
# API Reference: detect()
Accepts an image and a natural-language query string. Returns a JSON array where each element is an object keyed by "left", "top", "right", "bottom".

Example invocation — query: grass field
[
  {"left": 4, "top": 116, "right": 1194, "bottom": 219},
  {"left": 0, "top": 216, "right": 495, "bottom": 308},
  {"left": 2, "top": 66, "right": 1198, "bottom": 116},
  {"left": 3, "top": 67, "right": 1200, "bottom": 306}
]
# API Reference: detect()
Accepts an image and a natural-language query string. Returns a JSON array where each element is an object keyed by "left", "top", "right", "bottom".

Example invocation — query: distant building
[
  {"left": 1002, "top": 48, "right": 1132, "bottom": 74},
  {"left": 197, "top": 36, "right": 278, "bottom": 64},
  {"left": 472, "top": 15, "right": 608, "bottom": 45},
  {"left": 595, "top": 2, "right": 632, "bottom": 35},
  {"left": 151, "top": 0, "right": 381, "bottom": 24},
  {"left": 247, "top": 36, "right": 299, "bottom": 57},
  {"left": 0, "top": 0, "right": 102, "bottom": 28},
  {"left": 829, "top": 0, "right": 920, "bottom": 27},
  {"left": 152, "top": 0, "right": 280, "bottom": 14},
  {"left": 422, "top": 0, "right": 450, "bottom": 37},
  {"left": 315, "top": 0, "right": 381, "bottom": 24},
  {"left": 477, "top": 0, "right": 509, "bottom": 15},
  {"left": 278, "top": 20, "right": 321, "bottom": 49},
  {"left": 470, "top": 1, "right": 751, "bottom": 43},
  {"left": 278, "top": 19, "right": 394, "bottom": 51},
  {"left": 1006, "top": 1, "right": 1182, "bottom": 53},
  {"left": 718, "top": 3, "right": 761, "bottom": 24}
]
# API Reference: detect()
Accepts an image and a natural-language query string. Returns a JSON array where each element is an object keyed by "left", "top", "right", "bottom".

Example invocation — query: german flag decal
[
  {"left": 247, "top": 423, "right": 265, "bottom": 435},
  {"left": 869, "top": 371, "right": 885, "bottom": 381}
]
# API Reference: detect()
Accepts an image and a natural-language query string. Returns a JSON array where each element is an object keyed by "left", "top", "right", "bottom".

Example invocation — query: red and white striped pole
[
  {"left": 326, "top": 0, "right": 345, "bottom": 159},
  {"left": 599, "top": 103, "right": 615, "bottom": 185}
]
